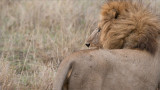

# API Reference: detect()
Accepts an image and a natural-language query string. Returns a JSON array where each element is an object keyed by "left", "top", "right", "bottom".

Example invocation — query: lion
[
  {"left": 53, "top": 48, "right": 160, "bottom": 90},
  {"left": 86, "top": 1, "right": 160, "bottom": 54},
  {"left": 53, "top": 1, "right": 160, "bottom": 90}
]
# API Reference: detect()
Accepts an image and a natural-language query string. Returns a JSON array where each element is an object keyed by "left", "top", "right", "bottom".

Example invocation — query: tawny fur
[
  {"left": 53, "top": 48, "right": 160, "bottom": 90},
  {"left": 86, "top": 1, "right": 160, "bottom": 54}
]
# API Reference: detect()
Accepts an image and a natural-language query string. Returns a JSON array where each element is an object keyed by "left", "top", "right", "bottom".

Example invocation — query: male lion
[
  {"left": 86, "top": 1, "right": 160, "bottom": 54},
  {"left": 53, "top": 48, "right": 160, "bottom": 90},
  {"left": 53, "top": 1, "right": 160, "bottom": 90}
]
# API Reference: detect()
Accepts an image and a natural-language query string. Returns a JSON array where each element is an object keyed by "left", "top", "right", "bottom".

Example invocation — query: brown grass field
[{"left": 0, "top": 0, "right": 159, "bottom": 90}]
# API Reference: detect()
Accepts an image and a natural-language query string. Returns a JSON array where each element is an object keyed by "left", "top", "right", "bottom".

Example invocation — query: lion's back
[{"left": 67, "top": 49, "right": 156, "bottom": 90}]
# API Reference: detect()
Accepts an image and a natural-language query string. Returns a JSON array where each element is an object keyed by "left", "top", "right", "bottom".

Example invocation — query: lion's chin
[{"left": 88, "top": 46, "right": 102, "bottom": 49}]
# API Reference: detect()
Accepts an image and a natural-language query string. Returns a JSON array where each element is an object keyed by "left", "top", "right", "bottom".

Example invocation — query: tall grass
[
  {"left": 0, "top": 0, "right": 105, "bottom": 89},
  {"left": 0, "top": 0, "right": 159, "bottom": 89}
]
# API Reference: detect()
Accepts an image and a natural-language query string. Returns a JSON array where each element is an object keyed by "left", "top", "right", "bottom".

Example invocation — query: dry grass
[
  {"left": 0, "top": 0, "right": 104, "bottom": 89},
  {"left": 0, "top": 0, "right": 159, "bottom": 90}
]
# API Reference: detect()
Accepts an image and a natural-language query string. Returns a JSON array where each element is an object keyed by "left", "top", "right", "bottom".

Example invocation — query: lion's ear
[{"left": 105, "top": 9, "right": 119, "bottom": 19}]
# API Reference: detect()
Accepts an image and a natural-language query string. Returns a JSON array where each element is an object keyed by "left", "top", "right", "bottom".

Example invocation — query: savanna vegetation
[{"left": 0, "top": 0, "right": 159, "bottom": 90}]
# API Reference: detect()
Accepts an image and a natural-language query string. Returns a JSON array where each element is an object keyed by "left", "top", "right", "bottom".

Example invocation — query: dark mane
[{"left": 99, "top": 1, "right": 160, "bottom": 54}]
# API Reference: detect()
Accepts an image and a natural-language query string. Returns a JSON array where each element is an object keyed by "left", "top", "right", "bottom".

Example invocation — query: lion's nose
[{"left": 85, "top": 43, "right": 90, "bottom": 47}]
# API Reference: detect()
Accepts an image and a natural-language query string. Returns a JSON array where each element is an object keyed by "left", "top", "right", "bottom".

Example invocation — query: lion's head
[{"left": 86, "top": 1, "right": 160, "bottom": 54}]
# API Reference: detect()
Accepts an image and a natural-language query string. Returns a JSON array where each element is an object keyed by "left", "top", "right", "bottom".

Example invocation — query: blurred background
[{"left": 0, "top": 0, "right": 159, "bottom": 89}]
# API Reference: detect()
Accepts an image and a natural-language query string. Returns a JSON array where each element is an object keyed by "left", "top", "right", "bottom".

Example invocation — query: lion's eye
[{"left": 98, "top": 28, "right": 101, "bottom": 32}]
